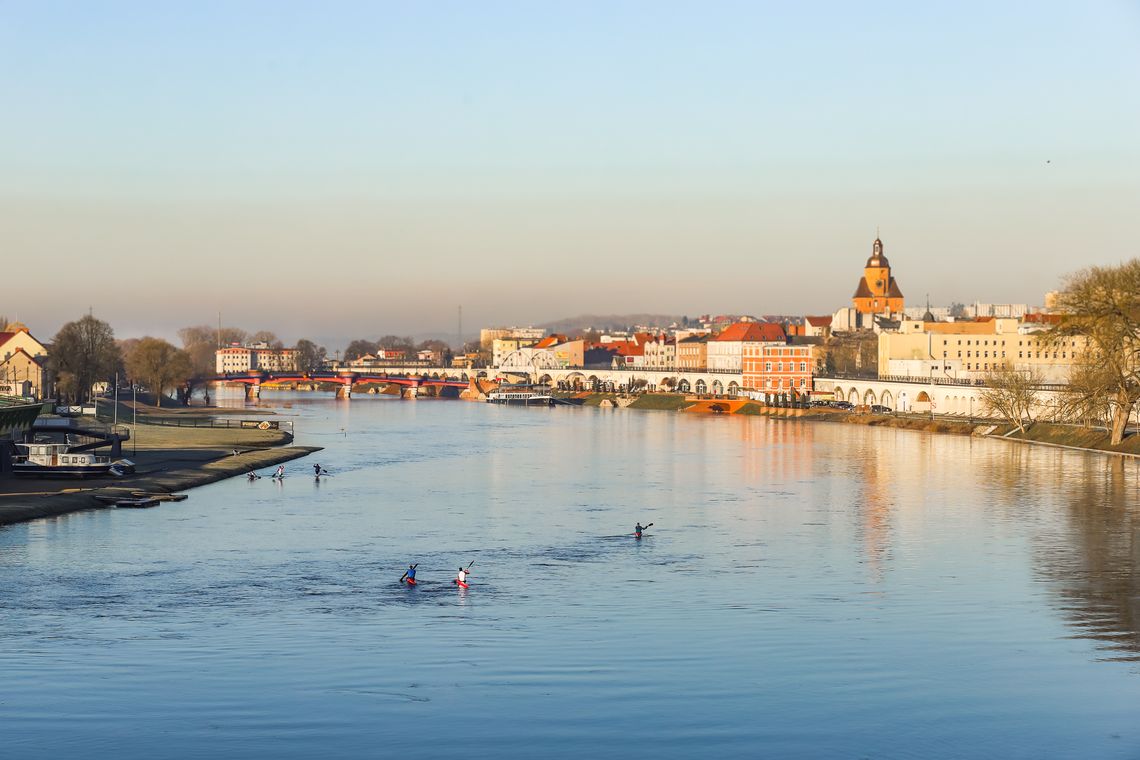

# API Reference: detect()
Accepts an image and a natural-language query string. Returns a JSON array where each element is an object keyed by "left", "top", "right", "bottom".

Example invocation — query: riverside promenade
[{"left": 0, "top": 412, "right": 321, "bottom": 526}]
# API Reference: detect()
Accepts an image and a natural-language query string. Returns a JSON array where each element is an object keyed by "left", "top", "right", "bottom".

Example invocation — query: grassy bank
[
  {"left": 628, "top": 394, "right": 693, "bottom": 411},
  {"left": 992, "top": 422, "right": 1140, "bottom": 456},
  {"left": 0, "top": 419, "right": 321, "bottom": 526}
]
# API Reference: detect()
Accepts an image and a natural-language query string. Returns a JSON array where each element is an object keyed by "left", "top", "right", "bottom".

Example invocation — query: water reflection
[{"left": 1038, "top": 453, "right": 1140, "bottom": 661}]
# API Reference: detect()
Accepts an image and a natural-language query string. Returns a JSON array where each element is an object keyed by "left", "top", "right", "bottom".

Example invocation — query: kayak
[
  {"left": 406, "top": 578, "right": 416, "bottom": 586},
  {"left": 456, "top": 580, "right": 469, "bottom": 588}
]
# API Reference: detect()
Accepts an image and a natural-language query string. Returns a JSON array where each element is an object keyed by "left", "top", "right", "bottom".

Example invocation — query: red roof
[
  {"left": 806, "top": 316, "right": 831, "bottom": 328},
  {"left": 608, "top": 340, "right": 644, "bottom": 356},
  {"left": 712, "top": 322, "right": 786, "bottom": 343}
]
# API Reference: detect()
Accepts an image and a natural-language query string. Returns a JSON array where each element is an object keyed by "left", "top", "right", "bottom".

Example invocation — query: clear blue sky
[{"left": 2, "top": 1, "right": 1139, "bottom": 344}]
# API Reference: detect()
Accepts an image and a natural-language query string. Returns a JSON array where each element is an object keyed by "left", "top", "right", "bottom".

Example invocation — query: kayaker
[
  {"left": 456, "top": 566, "right": 470, "bottom": 586},
  {"left": 635, "top": 522, "right": 653, "bottom": 538},
  {"left": 274, "top": 465, "right": 285, "bottom": 479},
  {"left": 406, "top": 564, "right": 417, "bottom": 583},
  {"left": 313, "top": 463, "right": 321, "bottom": 477}
]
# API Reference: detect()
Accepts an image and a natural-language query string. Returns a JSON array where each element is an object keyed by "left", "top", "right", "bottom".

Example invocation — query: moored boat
[
  {"left": 486, "top": 385, "right": 554, "bottom": 406},
  {"left": 13, "top": 442, "right": 114, "bottom": 477}
]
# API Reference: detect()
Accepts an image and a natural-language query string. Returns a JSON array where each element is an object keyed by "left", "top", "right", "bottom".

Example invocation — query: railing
[
  {"left": 821, "top": 373, "right": 1069, "bottom": 391},
  {"left": 129, "top": 417, "right": 293, "bottom": 433}
]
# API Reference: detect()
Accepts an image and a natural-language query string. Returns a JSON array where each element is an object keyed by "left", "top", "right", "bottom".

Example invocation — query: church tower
[{"left": 852, "top": 237, "right": 904, "bottom": 315}]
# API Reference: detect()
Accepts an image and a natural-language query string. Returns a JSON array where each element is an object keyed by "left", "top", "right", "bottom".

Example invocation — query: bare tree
[
  {"left": 250, "top": 330, "right": 283, "bottom": 349},
  {"left": 126, "top": 338, "right": 192, "bottom": 408},
  {"left": 1050, "top": 260, "right": 1140, "bottom": 445},
  {"left": 50, "top": 314, "right": 122, "bottom": 403},
  {"left": 980, "top": 367, "right": 1043, "bottom": 434},
  {"left": 377, "top": 335, "right": 415, "bottom": 351}
]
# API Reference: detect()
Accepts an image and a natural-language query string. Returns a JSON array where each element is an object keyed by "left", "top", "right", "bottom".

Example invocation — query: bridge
[{"left": 213, "top": 370, "right": 472, "bottom": 400}]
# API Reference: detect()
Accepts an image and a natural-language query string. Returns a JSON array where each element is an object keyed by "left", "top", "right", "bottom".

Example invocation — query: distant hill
[{"left": 539, "top": 314, "right": 685, "bottom": 334}]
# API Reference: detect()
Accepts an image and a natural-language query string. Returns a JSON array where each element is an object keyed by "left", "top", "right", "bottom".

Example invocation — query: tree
[
  {"left": 50, "top": 314, "right": 122, "bottom": 403},
  {"left": 343, "top": 339, "right": 376, "bottom": 362},
  {"left": 417, "top": 339, "right": 452, "bottom": 364},
  {"left": 980, "top": 367, "right": 1042, "bottom": 434},
  {"left": 377, "top": 335, "right": 415, "bottom": 351},
  {"left": 126, "top": 338, "right": 192, "bottom": 408},
  {"left": 949, "top": 302, "right": 968, "bottom": 319},
  {"left": 1051, "top": 260, "right": 1140, "bottom": 445},
  {"left": 178, "top": 325, "right": 219, "bottom": 378},
  {"left": 295, "top": 339, "right": 327, "bottom": 373},
  {"left": 250, "top": 330, "right": 283, "bottom": 349}
]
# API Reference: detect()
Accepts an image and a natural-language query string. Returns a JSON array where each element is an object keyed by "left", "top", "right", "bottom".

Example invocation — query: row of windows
[
  {"left": 942, "top": 350, "right": 1068, "bottom": 360},
  {"left": 764, "top": 378, "right": 808, "bottom": 389},
  {"left": 941, "top": 338, "right": 1079, "bottom": 348}
]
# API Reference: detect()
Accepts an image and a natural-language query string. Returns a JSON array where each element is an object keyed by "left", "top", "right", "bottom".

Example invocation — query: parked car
[
  {"left": 833, "top": 401, "right": 854, "bottom": 410},
  {"left": 870, "top": 404, "right": 893, "bottom": 413}
]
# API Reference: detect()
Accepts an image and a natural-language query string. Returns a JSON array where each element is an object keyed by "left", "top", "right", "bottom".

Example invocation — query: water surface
[{"left": 3, "top": 394, "right": 1140, "bottom": 758}]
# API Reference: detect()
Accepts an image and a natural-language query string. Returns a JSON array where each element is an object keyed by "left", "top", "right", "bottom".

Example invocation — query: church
[{"left": 852, "top": 237, "right": 904, "bottom": 317}]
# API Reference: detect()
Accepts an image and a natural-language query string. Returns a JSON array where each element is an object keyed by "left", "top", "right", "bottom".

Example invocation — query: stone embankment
[{"left": 0, "top": 422, "right": 322, "bottom": 527}]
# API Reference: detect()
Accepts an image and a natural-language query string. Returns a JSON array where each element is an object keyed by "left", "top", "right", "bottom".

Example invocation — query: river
[{"left": 3, "top": 393, "right": 1140, "bottom": 758}]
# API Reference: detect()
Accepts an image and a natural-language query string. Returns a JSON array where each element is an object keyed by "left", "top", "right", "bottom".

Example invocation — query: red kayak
[
  {"left": 455, "top": 580, "right": 469, "bottom": 588},
  {"left": 406, "top": 578, "right": 416, "bottom": 586}
]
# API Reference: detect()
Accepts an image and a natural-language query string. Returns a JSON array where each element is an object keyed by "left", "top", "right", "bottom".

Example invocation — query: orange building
[
  {"left": 743, "top": 343, "right": 815, "bottom": 396},
  {"left": 852, "top": 237, "right": 904, "bottom": 316}
]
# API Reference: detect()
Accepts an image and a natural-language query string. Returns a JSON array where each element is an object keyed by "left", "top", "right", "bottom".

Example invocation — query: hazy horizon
[{"left": 3, "top": 2, "right": 1139, "bottom": 345}]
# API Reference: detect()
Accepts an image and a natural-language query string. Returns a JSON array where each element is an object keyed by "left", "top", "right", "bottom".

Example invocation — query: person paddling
[
  {"left": 635, "top": 522, "right": 654, "bottom": 538},
  {"left": 456, "top": 566, "right": 471, "bottom": 587},
  {"left": 274, "top": 464, "right": 285, "bottom": 479},
  {"left": 401, "top": 564, "right": 418, "bottom": 585}
]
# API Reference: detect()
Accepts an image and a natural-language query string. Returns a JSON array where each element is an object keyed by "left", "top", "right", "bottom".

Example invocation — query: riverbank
[
  {"left": 0, "top": 422, "right": 322, "bottom": 527},
  {"left": 576, "top": 390, "right": 1140, "bottom": 455}
]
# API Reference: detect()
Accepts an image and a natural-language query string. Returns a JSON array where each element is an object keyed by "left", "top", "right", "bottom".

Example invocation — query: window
[
  {"left": 799, "top": 362, "right": 807, "bottom": 372},
  {"left": 764, "top": 362, "right": 772, "bottom": 372}
]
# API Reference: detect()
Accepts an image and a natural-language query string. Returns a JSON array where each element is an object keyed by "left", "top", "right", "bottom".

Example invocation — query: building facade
[
  {"left": 743, "top": 343, "right": 815, "bottom": 395},
  {"left": 215, "top": 343, "right": 300, "bottom": 374},
  {"left": 878, "top": 317, "right": 1083, "bottom": 383},
  {"left": 0, "top": 323, "right": 50, "bottom": 399},
  {"left": 707, "top": 322, "right": 786, "bottom": 373},
  {"left": 676, "top": 335, "right": 708, "bottom": 371}
]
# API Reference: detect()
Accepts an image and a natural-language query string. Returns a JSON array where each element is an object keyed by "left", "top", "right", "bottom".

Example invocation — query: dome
[{"left": 865, "top": 237, "right": 890, "bottom": 268}]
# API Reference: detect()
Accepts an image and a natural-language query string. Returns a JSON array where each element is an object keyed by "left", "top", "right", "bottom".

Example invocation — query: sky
[{"left": 2, "top": 1, "right": 1139, "bottom": 347}]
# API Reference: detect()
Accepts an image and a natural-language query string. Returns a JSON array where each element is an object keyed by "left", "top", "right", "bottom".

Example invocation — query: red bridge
[{"left": 214, "top": 370, "right": 473, "bottom": 400}]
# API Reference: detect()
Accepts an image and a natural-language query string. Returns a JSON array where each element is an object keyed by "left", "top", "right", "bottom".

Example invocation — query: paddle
[
  {"left": 453, "top": 559, "right": 475, "bottom": 585},
  {"left": 400, "top": 563, "right": 418, "bottom": 583}
]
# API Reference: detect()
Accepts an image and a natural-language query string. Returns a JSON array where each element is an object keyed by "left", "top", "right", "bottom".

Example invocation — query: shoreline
[
  {"left": 0, "top": 418, "right": 323, "bottom": 527},
  {"left": 573, "top": 391, "right": 1139, "bottom": 458}
]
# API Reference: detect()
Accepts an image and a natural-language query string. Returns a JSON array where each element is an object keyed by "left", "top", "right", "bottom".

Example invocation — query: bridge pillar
[
  {"left": 335, "top": 383, "right": 353, "bottom": 400},
  {"left": 246, "top": 383, "right": 261, "bottom": 400},
  {"left": 401, "top": 385, "right": 419, "bottom": 399}
]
